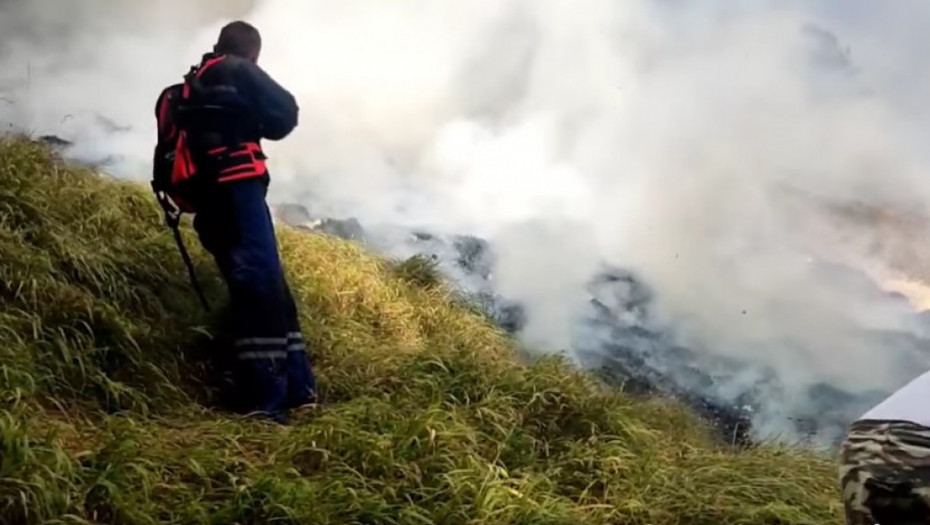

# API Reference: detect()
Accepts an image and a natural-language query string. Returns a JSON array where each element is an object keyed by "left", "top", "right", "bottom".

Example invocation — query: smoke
[{"left": 4, "top": 0, "right": 930, "bottom": 443}]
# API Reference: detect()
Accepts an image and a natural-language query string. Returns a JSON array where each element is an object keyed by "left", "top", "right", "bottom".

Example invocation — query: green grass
[{"left": 0, "top": 136, "right": 844, "bottom": 524}]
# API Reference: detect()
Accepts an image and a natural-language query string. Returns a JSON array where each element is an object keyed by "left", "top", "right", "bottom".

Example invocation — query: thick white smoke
[{"left": 4, "top": 0, "right": 930, "bottom": 443}]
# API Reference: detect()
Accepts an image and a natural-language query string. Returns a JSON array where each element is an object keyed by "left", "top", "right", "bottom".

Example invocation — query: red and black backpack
[
  {"left": 153, "top": 56, "right": 222, "bottom": 214},
  {"left": 152, "top": 82, "right": 194, "bottom": 213}
]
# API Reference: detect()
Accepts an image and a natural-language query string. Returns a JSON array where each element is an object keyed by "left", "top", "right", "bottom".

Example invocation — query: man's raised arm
[{"left": 237, "top": 61, "right": 299, "bottom": 141}]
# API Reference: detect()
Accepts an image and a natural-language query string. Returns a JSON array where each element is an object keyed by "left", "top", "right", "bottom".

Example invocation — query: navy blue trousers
[{"left": 193, "top": 177, "right": 316, "bottom": 420}]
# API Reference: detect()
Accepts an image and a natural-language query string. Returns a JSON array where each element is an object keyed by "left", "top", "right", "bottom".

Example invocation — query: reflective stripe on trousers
[{"left": 234, "top": 332, "right": 307, "bottom": 360}]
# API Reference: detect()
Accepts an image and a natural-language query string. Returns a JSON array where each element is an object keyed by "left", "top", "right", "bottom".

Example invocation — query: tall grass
[{"left": 0, "top": 136, "right": 844, "bottom": 524}]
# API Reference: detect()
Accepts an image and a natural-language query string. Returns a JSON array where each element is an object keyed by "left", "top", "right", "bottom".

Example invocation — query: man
[
  {"left": 152, "top": 20, "right": 317, "bottom": 423},
  {"left": 839, "top": 368, "right": 930, "bottom": 524}
]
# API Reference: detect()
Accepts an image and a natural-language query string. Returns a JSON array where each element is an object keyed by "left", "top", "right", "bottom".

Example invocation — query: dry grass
[{"left": 0, "top": 135, "right": 844, "bottom": 524}]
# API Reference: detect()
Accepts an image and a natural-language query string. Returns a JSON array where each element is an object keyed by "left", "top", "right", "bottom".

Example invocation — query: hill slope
[{"left": 0, "top": 136, "right": 842, "bottom": 524}]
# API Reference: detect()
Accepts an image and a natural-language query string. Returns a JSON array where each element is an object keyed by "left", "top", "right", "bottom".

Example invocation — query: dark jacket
[
  {"left": 152, "top": 52, "right": 299, "bottom": 209},
  {"left": 176, "top": 52, "right": 299, "bottom": 162}
]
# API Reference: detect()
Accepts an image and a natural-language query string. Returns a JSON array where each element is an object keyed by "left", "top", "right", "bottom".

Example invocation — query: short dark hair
[{"left": 215, "top": 21, "right": 262, "bottom": 59}]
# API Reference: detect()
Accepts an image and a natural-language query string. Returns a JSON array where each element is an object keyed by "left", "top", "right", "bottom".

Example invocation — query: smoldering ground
[{"left": 4, "top": 0, "right": 930, "bottom": 446}]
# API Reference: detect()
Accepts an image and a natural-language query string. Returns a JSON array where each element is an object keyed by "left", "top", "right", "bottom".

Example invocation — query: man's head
[{"left": 214, "top": 21, "right": 262, "bottom": 62}]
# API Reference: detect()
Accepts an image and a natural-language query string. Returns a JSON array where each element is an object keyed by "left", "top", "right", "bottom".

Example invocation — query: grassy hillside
[{"left": 0, "top": 136, "right": 843, "bottom": 524}]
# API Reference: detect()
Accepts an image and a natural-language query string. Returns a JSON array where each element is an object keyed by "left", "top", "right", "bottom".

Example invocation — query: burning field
[{"left": 271, "top": 196, "right": 930, "bottom": 449}]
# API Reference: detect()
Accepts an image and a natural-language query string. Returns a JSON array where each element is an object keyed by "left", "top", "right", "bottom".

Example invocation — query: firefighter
[
  {"left": 152, "top": 20, "right": 317, "bottom": 423},
  {"left": 839, "top": 368, "right": 930, "bottom": 524}
]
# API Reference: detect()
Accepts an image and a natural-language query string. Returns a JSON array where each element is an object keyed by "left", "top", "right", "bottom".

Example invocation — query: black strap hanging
[{"left": 153, "top": 183, "right": 211, "bottom": 312}]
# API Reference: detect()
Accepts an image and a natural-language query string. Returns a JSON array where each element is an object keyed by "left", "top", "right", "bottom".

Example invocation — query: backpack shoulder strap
[{"left": 181, "top": 55, "right": 228, "bottom": 101}]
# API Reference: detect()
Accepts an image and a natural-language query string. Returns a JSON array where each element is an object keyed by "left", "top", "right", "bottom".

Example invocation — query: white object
[{"left": 859, "top": 369, "right": 930, "bottom": 427}]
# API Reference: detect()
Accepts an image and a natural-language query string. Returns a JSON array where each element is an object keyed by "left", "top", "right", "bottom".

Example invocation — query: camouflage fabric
[{"left": 839, "top": 419, "right": 930, "bottom": 525}]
